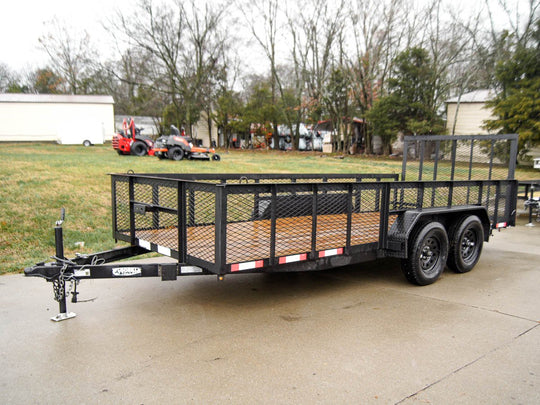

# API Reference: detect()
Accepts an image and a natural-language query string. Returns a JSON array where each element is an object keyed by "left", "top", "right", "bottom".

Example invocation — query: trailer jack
[{"left": 50, "top": 209, "right": 77, "bottom": 322}]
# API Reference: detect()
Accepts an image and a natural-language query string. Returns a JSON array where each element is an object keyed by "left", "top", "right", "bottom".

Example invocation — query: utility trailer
[{"left": 25, "top": 134, "right": 519, "bottom": 321}]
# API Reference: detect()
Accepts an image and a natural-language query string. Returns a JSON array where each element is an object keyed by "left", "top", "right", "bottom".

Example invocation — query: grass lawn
[{"left": 1, "top": 142, "right": 537, "bottom": 274}]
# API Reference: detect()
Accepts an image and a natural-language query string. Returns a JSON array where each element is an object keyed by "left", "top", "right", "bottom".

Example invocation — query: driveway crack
[{"left": 395, "top": 323, "right": 539, "bottom": 404}]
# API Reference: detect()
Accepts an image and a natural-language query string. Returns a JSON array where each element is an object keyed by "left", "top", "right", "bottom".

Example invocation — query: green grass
[{"left": 1, "top": 142, "right": 537, "bottom": 274}]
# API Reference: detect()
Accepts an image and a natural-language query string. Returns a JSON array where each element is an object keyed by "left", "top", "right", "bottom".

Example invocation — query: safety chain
[
  {"left": 52, "top": 265, "right": 67, "bottom": 302},
  {"left": 52, "top": 263, "right": 79, "bottom": 302}
]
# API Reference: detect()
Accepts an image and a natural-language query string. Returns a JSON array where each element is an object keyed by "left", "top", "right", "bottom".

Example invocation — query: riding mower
[{"left": 153, "top": 126, "right": 220, "bottom": 161}]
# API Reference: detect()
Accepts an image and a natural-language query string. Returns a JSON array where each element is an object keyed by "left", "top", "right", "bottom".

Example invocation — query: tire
[
  {"left": 169, "top": 146, "right": 184, "bottom": 161},
  {"left": 157, "top": 153, "right": 167, "bottom": 160},
  {"left": 401, "top": 221, "right": 448, "bottom": 286},
  {"left": 212, "top": 154, "right": 221, "bottom": 161},
  {"left": 131, "top": 141, "right": 148, "bottom": 156},
  {"left": 447, "top": 215, "right": 484, "bottom": 273},
  {"left": 83, "top": 140, "right": 92, "bottom": 147}
]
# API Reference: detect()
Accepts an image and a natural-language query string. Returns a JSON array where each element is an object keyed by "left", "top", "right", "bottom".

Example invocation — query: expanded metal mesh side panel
[
  {"left": 421, "top": 186, "right": 451, "bottom": 208},
  {"left": 113, "top": 176, "right": 130, "bottom": 236},
  {"left": 402, "top": 135, "right": 517, "bottom": 182},
  {"left": 390, "top": 185, "right": 421, "bottom": 210},
  {"left": 186, "top": 183, "right": 216, "bottom": 264},
  {"left": 351, "top": 184, "right": 385, "bottom": 247},
  {"left": 316, "top": 185, "right": 348, "bottom": 251},
  {"left": 133, "top": 180, "right": 179, "bottom": 251},
  {"left": 274, "top": 187, "right": 314, "bottom": 258},
  {"left": 226, "top": 192, "right": 270, "bottom": 263}
]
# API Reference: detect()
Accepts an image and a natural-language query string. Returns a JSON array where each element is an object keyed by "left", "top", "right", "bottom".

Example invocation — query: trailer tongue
[{"left": 25, "top": 134, "right": 518, "bottom": 321}]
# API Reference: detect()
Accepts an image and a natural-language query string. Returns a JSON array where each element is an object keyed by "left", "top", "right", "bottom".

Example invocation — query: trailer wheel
[
  {"left": 169, "top": 146, "right": 184, "bottom": 161},
  {"left": 131, "top": 141, "right": 148, "bottom": 156},
  {"left": 83, "top": 140, "right": 92, "bottom": 147},
  {"left": 447, "top": 215, "right": 484, "bottom": 273},
  {"left": 401, "top": 222, "right": 448, "bottom": 286},
  {"left": 212, "top": 154, "right": 221, "bottom": 161}
]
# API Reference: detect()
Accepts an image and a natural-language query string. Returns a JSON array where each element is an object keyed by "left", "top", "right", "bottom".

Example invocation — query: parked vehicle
[
  {"left": 153, "top": 125, "right": 220, "bottom": 161},
  {"left": 25, "top": 134, "right": 518, "bottom": 321},
  {"left": 112, "top": 117, "right": 155, "bottom": 156}
]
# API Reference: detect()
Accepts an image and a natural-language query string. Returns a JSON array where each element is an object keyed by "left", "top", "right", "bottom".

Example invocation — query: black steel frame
[
  {"left": 110, "top": 174, "right": 517, "bottom": 276},
  {"left": 24, "top": 134, "right": 520, "bottom": 318}
]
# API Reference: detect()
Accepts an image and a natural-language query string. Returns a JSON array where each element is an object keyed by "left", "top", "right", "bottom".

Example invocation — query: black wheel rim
[
  {"left": 419, "top": 235, "right": 441, "bottom": 275},
  {"left": 461, "top": 228, "right": 478, "bottom": 264}
]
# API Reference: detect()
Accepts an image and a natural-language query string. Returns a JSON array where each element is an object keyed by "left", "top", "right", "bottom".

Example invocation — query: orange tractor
[{"left": 112, "top": 118, "right": 155, "bottom": 156}]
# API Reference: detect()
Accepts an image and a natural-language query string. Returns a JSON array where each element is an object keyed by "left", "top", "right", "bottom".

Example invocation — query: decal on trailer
[
  {"left": 74, "top": 269, "right": 91, "bottom": 278},
  {"left": 112, "top": 267, "right": 142, "bottom": 277}
]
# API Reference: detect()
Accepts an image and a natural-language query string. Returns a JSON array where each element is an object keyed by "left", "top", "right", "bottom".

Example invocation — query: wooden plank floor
[{"left": 133, "top": 212, "right": 396, "bottom": 264}]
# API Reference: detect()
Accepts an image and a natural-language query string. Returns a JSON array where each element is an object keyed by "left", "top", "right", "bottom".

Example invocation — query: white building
[
  {"left": 446, "top": 89, "right": 496, "bottom": 135},
  {"left": 0, "top": 94, "right": 115, "bottom": 145}
]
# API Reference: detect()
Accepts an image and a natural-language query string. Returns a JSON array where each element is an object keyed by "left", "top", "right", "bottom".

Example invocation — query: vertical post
[
  {"left": 215, "top": 185, "right": 228, "bottom": 274},
  {"left": 493, "top": 181, "right": 500, "bottom": 226},
  {"left": 178, "top": 182, "right": 187, "bottom": 263},
  {"left": 432, "top": 141, "right": 439, "bottom": 206},
  {"left": 433, "top": 141, "right": 440, "bottom": 181},
  {"left": 311, "top": 184, "right": 318, "bottom": 257},
  {"left": 401, "top": 138, "right": 408, "bottom": 181},
  {"left": 378, "top": 183, "right": 390, "bottom": 251},
  {"left": 111, "top": 176, "right": 117, "bottom": 240},
  {"left": 188, "top": 189, "right": 195, "bottom": 227},
  {"left": 448, "top": 181, "right": 454, "bottom": 208},
  {"left": 270, "top": 185, "right": 277, "bottom": 265},
  {"left": 418, "top": 140, "right": 425, "bottom": 181},
  {"left": 346, "top": 184, "right": 353, "bottom": 253},
  {"left": 128, "top": 176, "right": 136, "bottom": 245},
  {"left": 507, "top": 180, "right": 518, "bottom": 227},
  {"left": 152, "top": 183, "right": 159, "bottom": 229},
  {"left": 508, "top": 135, "right": 518, "bottom": 180},
  {"left": 417, "top": 182, "right": 425, "bottom": 209},
  {"left": 488, "top": 140, "right": 495, "bottom": 180},
  {"left": 467, "top": 140, "right": 474, "bottom": 204},
  {"left": 450, "top": 140, "right": 457, "bottom": 181}
]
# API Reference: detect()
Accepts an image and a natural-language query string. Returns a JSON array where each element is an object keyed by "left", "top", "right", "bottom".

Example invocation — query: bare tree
[
  {"left": 110, "top": 0, "right": 230, "bottom": 136},
  {"left": 346, "top": 0, "right": 407, "bottom": 153},
  {"left": 39, "top": 18, "right": 98, "bottom": 94},
  {"left": 239, "top": 0, "right": 287, "bottom": 148}
]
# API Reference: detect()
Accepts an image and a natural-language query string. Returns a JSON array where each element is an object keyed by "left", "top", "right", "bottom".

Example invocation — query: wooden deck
[{"left": 132, "top": 212, "right": 396, "bottom": 264}]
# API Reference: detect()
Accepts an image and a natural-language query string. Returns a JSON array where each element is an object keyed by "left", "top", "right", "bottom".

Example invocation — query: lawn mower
[{"left": 153, "top": 126, "right": 220, "bottom": 161}]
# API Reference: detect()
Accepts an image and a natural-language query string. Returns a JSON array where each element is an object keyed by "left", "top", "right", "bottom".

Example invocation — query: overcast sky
[
  {"left": 1, "top": 0, "right": 130, "bottom": 70},
  {"left": 1, "top": 0, "right": 536, "bottom": 73}
]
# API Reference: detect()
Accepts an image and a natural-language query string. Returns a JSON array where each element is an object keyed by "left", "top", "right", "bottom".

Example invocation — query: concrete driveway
[{"left": 1, "top": 216, "right": 539, "bottom": 404}]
